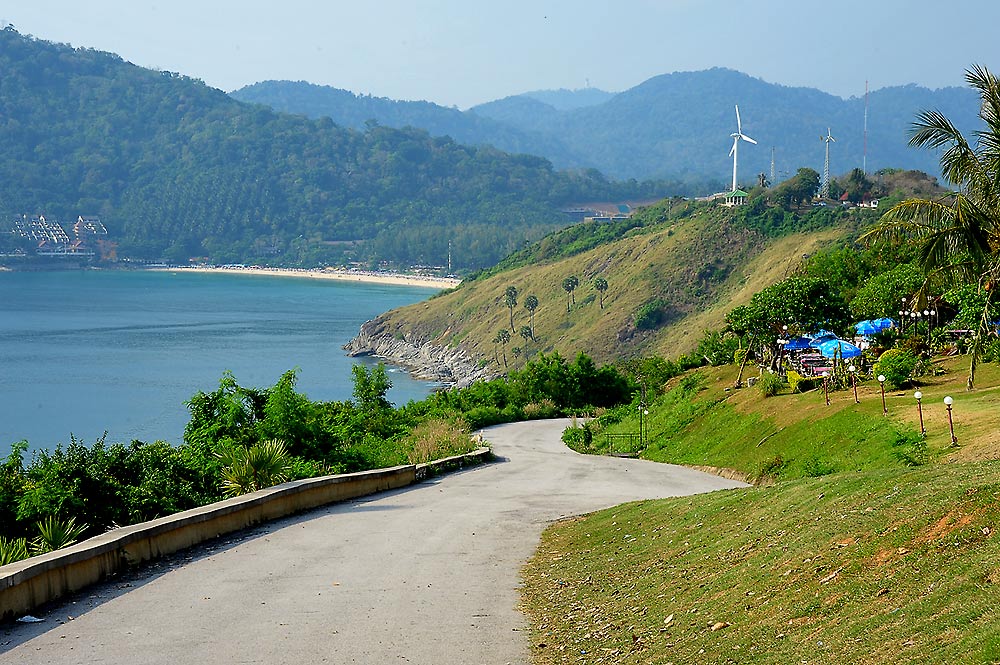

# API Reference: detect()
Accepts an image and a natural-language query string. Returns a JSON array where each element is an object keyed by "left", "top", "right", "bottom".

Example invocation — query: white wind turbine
[
  {"left": 729, "top": 104, "right": 757, "bottom": 192},
  {"left": 820, "top": 127, "right": 836, "bottom": 198}
]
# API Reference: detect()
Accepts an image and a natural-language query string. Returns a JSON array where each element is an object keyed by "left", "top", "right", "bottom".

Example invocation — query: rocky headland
[{"left": 345, "top": 314, "right": 495, "bottom": 388}]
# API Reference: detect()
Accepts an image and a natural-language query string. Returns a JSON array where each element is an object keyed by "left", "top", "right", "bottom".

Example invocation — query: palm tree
[
  {"left": 523, "top": 294, "right": 538, "bottom": 337},
  {"left": 860, "top": 65, "right": 1000, "bottom": 389},
  {"left": 562, "top": 275, "right": 579, "bottom": 312},
  {"left": 519, "top": 325, "right": 533, "bottom": 344},
  {"left": 593, "top": 276, "right": 608, "bottom": 309},
  {"left": 217, "top": 439, "right": 293, "bottom": 496},
  {"left": 496, "top": 328, "right": 511, "bottom": 368},
  {"left": 503, "top": 285, "right": 518, "bottom": 331}
]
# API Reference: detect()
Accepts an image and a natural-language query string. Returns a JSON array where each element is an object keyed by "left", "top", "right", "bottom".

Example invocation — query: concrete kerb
[{"left": 0, "top": 447, "right": 492, "bottom": 622}]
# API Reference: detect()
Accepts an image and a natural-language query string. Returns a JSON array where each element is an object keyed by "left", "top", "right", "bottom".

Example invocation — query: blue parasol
[
  {"left": 854, "top": 320, "right": 878, "bottom": 335},
  {"left": 872, "top": 317, "right": 895, "bottom": 332},
  {"left": 818, "top": 339, "right": 863, "bottom": 359},
  {"left": 783, "top": 336, "right": 812, "bottom": 350}
]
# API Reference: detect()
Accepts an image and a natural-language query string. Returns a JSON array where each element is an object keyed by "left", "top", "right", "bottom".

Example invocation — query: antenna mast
[{"left": 770, "top": 147, "right": 776, "bottom": 185}]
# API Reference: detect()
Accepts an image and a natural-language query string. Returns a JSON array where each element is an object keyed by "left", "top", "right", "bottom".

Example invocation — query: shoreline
[{"left": 146, "top": 265, "right": 461, "bottom": 289}]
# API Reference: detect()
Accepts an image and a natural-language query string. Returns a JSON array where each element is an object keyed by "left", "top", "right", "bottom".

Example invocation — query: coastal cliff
[{"left": 345, "top": 314, "right": 495, "bottom": 388}]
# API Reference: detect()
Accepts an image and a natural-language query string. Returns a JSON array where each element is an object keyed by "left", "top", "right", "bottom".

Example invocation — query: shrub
[
  {"left": 757, "top": 372, "right": 784, "bottom": 397},
  {"left": 874, "top": 348, "right": 920, "bottom": 389},
  {"left": 561, "top": 423, "right": 593, "bottom": 451},
  {"left": 786, "top": 370, "right": 817, "bottom": 393},
  {"left": 757, "top": 455, "right": 787, "bottom": 481},
  {"left": 405, "top": 418, "right": 476, "bottom": 464},
  {"left": 634, "top": 299, "right": 670, "bottom": 330},
  {"left": 522, "top": 400, "right": 559, "bottom": 420}
]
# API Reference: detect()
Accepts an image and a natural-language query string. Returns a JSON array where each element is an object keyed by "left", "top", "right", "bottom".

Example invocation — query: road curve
[{"left": 1, "top": 418, "right": 747, "bottom": 664}]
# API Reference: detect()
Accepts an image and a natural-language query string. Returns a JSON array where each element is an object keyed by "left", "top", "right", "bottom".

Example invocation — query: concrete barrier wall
[{"left": 0, "top": 452, "right": 486, "bottom": 622}]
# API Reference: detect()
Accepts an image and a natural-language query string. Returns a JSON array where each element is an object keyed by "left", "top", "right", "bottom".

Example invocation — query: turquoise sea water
[{"left": 0, "top": 270, "right": 441, "bottom": 455}]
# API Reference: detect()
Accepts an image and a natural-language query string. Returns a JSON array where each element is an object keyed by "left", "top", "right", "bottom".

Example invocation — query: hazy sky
[{"left": 4, "top": 1, "right": 998, "bottom": 109}]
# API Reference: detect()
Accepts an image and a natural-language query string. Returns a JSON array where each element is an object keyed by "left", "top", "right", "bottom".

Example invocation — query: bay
[{"left": 0, "top": 270, "right": 440, "bottom": 456}]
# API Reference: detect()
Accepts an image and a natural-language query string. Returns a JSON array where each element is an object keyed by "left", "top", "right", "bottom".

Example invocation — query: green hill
[
  {"left": 347, "top": 197, "right": 878, "bottom": 377},
  {"left": 0, "top": 28, "right": 666, "bottom": 270}
]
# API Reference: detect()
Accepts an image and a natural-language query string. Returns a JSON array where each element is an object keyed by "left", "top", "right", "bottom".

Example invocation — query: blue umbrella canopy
[
  {"left": 872, "top": 317, "right": 895, "bottom": 332},
  {"left": 854, "top": 320, "right": 878, "bottom": 335},
  {"left": 783, "top": 336, "right": 812, "bottom": 350},
  {"left": 808, "top": 331, "right": 838, "bottom": 348},
  {"left": 818, "top": 339, "right": 863, "bottom": 359}
]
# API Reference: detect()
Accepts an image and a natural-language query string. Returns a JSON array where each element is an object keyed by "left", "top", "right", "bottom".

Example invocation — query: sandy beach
[{"left": 148, "top": 265, "right": 461, "bottom": 289}]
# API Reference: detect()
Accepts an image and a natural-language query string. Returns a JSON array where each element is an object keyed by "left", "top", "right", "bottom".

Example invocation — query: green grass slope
[
  {"left": 364, "top": 201, "right": 854, "bottom": 371},
  {"left": 523, "top": 461, "right": 1000, "bottom": 664},
  {"left": 522, "top": 359, "right": 1000, "bottom": 664}
]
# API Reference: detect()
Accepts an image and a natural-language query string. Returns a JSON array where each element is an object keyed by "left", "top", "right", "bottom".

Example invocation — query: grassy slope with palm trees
[{"left": 360, "top": 203, "right": 859, "bottom": 377}]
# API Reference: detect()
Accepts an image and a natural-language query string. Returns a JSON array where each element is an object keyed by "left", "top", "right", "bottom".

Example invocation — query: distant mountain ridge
[{"left": 234, "top": 68, "right": 979, "bottom": 184}]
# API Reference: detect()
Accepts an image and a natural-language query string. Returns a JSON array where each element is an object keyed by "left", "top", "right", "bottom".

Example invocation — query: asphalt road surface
[{"left": 1, "top": 418, "right": 747, "bottom": 664}]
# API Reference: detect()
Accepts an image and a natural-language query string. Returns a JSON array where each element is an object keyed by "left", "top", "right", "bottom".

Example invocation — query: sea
[{"left": 0, "top": 270, "right": 442, "bottom": 456}]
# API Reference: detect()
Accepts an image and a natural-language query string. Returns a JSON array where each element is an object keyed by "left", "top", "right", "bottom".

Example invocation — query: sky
[{"left": 3, "top": 1, "right": 999, "bottom": 109}]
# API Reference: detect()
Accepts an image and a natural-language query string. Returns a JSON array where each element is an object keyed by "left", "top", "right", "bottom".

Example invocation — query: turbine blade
[
  {"left": 742, "top": 134, "right": 757, "bottom": 145},
  {"left": 729, "top": 138, "right": 737, "bottom": 157},
  {"left": 735, "top": 104, "right": 742, "bottom": 132}
]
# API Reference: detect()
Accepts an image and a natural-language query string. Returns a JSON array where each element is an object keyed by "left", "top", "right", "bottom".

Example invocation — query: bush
[
  {"left": 786, "top": 370, "right": 817, "bottom": 393},
  {"left": 757, "top": 372, "right": 784, "bottom": 397},
  {"left": 874, "top": 348, "right": 920, "bottom": 389},
  {"left": 561, "top": 423, "right": 593, "bottom": 451},
  {"left": 634, "top": 299, "right": 670, "bottom": 330}
]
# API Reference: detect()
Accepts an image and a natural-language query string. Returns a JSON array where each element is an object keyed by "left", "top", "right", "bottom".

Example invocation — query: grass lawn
[{"left": 523, "top": 356, "right": 1000, "bottom": 664}]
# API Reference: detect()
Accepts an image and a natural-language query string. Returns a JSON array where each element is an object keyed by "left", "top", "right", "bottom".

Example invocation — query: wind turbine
[
  {"left": 729, "top": 104, "right": 757, "bottom": 192},
  {"left": 820, "top": 128, "right": 836, "bottom": 198}
]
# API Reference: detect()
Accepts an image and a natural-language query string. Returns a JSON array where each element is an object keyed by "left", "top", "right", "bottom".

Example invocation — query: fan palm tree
[
  {"left": 523, "top": 294, "right": 538, "bottom": 337},
  {"left": 496, "top": 328, "right": 511, "bottom": 368},
  {"left": 593, "top": 277, "right": 608, "bottom": 309},
  {"left": 562, "top": 275, "right": 579, "bottom": 312},
  {"left": 217, "top": 439, "right": 293, "bottom": 496},
  {"left": 860, "top": 65, "right": 1000, "bottom": 390},
  {"left": 503, "top": 285, "right": 518, "bottom": 332}
]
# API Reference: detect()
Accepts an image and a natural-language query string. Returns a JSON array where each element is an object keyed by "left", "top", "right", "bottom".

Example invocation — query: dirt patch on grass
[{"left": 914, "top": 507, "right": 983, "bottom": 545}]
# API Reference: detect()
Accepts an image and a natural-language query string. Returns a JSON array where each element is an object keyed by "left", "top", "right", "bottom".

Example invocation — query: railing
[{"left": 605, "top": 433, "right": 641, "bottom": 456}]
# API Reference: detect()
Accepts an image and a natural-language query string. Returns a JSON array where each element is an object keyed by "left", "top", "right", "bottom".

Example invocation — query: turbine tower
[
  {"left": 820, "top": 127, "right": 836, "bottom": 198},
  {"left": 729, "top": 104, "right": 757, "bottom": 192}
]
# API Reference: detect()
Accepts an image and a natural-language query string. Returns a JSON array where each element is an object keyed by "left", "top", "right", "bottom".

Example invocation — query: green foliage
[
  {"left": 216, "top": 439, "right": 294, "bottom": 497},
  {"left": 874, "top": 348, "right": 920, "bottom": 389},
  {"left": 561, "top": 423, "right": 593, "bottom": 450},
  {"left": 32, "top": 515, "right": 88, "bottom": 554},
  {"left": 727, "top": 275, "right": 848, "bottom": 339},
  {"left": 634, "top": 298, "right": 671, "bottom": 330},
  {"left": 849, "top": 265, "right": 924, "bottom": 319},
  {"left": 757, "top": 372, "right": 784, "bottom": 397},
  {"left": 786, "top": 370, "right": 817, "bottom": 393},
  {"left": 0, "top": 536, "right": 30, "bottom": 565},
  {"left": 0, "top": 29, "right": 675, "bottom": 271},
  {"left": 694, "top": 330, "right": 740, "bottom": 366}
]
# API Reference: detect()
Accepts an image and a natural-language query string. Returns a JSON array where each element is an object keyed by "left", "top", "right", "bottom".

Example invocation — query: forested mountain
[
  {"left": 0, "top": 29, "right": 673, "bottom": 270},
  {"left": 235, "top": 69, "right": 979, "bottom": 184},
  {"left": 230, "top": 80, "right": 583, "bottom": 168}
]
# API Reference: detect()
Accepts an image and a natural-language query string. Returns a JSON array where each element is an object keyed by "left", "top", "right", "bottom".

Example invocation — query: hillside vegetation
[
  {"left": 362, "top": 199, "right": 876, "bottom": 372},
  {"left": 0, "top": 28, "right": 665, "bottom": 270}
]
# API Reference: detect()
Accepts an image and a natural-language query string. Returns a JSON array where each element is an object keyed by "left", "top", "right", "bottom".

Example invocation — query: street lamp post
[
  {"left": 914, "top": 390, "right": 925, "bottom": 437},
  {"left": 878, "top": 374, "right": 887, "bottom": 416},
  {"left": 848, "top": 364, "right": 859, "bottom": 403},
  {"left": 944, "top": 396, "right": 957, "bottom": 446},
  {"left": 822, "top": 371, "right": 830, "bottom": 406}
]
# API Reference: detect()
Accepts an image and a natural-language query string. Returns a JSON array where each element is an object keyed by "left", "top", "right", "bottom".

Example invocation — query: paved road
[{"left": 1, "top": 419, "right": 747, "bottom": 664}]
